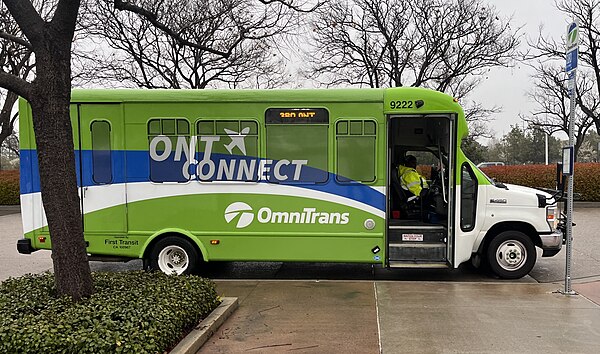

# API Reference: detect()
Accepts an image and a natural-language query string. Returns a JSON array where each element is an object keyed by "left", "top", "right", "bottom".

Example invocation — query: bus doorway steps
[
  {"left": 388, "top": 261, "right": 449, "bottom": 269},
  {"left": 388, "top": 242, "right": 447, "bottom": 262}
]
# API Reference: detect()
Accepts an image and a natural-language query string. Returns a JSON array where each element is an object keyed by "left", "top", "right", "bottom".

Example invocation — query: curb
[
  {"left": 574, "top": 202, "right": 600, "bottom": 208},
  {"left": 170, "top": 297, "right": 238, "bottom": 354}
]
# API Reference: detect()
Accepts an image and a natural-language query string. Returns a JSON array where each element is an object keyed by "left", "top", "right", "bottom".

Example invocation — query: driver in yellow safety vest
[{"left": 398, "top": 155, "right": 428, "bottom": 199}]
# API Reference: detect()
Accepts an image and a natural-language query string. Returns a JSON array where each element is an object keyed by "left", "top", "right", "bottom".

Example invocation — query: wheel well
[
  {"left": 478, "top": 221, "right": 541, "bottom": 255},
  {"left": 143, "top": 232, "right": 204, "bottom": 261}
]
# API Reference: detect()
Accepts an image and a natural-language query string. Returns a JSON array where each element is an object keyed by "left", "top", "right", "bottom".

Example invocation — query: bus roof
[
  {"left": 68, "top": 87, "right": 457, "bottom": 106},
  {"left": 70, "top": 88, "right": 386, "bottom": 103}
]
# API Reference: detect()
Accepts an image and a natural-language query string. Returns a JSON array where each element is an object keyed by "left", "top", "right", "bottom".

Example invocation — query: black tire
[
  {"left": 149, "top": 236, "right": 199, "bottom": 275},
  {"left": 486, "top": 231, "right": 536, "bottom": 279}
]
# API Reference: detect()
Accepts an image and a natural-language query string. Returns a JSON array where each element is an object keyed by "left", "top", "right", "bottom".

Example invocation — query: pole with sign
[{"left": 562, "top": 21, "right": 578, "bottom": 295}]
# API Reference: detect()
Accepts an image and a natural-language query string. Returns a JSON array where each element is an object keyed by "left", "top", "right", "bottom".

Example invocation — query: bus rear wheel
[
  {"left": 149, "top": 236, "right": 199, "bottom": 275},
  {"left": 486, "top": 231, "right": 536, "bottom": 279}
]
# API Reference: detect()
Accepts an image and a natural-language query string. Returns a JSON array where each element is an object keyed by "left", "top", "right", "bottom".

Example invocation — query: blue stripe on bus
[{"left": 19, "top": 149, "right": 385, "bottom": 211}]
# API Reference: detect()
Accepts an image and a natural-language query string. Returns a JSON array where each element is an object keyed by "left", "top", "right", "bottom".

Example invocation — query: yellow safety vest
[{"left": 399, "top": 166, "right": 428, "bottom": 197}]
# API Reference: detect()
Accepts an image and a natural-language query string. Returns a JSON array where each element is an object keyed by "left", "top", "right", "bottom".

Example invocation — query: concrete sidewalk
[
  {"left": 199, "top": 281, "right": 379, "bottom": 353},
  {"left": 202, "top": 280, "right": 600, "bottom": 353}
]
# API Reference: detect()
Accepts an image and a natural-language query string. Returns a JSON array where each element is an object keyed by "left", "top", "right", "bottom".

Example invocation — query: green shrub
[
  {"left": 0, "top": 271, "right": 221, "bottom": 354},
  {"left": 481, "top": 163, "right": 600, "bottom": 202},
  {"left": 0, "top": 170, "right": 19, "bottom": 205}
]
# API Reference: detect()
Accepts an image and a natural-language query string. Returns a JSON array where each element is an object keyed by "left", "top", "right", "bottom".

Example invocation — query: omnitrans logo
[
  {"left": 224, "top": 202, "right": 350, "bottom": 228},
  {"left": 224, "top": 202, "right": 255, "bottom": 229}
]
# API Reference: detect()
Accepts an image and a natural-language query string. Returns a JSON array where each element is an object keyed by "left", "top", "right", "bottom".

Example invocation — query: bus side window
[
  {"left": 148, "top": 118, "right": 190, "bottom": 183},
  {"left": 91, "top": 120, "right": 112, "bottom": 184},
  {"left": 196, "top": 119, "right": 259, "bottom": 182},
  {"left": 265, "top": 124, "right": 328, "bottom": 183},
  {"left": 336, "top": 120, "right": 376, "bottom": 183},
  {"left": 460, "top": 163, "right": 478, "bottom": 231}
]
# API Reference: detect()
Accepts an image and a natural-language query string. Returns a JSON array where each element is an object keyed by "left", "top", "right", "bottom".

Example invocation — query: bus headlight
[{"left": 546, "top": 206, "right": 558, "bottom": 230}]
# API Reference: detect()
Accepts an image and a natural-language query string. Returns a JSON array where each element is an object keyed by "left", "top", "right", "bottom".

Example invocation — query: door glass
[
  {"left": 460, "top": 163, "right": 477, "bottom": 231},
  {"left": 91, "top": 120, "right": 112, "bottom": 184}
]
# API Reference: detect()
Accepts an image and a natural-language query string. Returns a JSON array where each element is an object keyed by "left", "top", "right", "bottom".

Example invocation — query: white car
[{"left": 477, "top": 161, "right": 505, "bottom": 168}]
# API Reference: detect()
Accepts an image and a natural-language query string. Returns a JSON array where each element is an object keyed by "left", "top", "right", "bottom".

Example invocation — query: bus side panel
[
  {"left": 122, "top": 100, "right": 386, "bottom": 262},
  {"left": 18, "top": 102, "right": 82, "bottom": 250}
]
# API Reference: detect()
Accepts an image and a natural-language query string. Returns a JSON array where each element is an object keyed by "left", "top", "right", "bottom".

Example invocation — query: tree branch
[
  {"left": 50, "top": 0, "right": 81, "bottom": 42},
  {"left": 0, "top": 71, "right": 31, "bottom": 100},
  {"left": 1, "top": 0, "right": 44, "bottom": 46},
  {"left": 0, "top": 30, "right": 32, "bottom": 50},
  {"left": 113, "top": 0, "right": 236, "bottom": 58},
  {"left": 258, "top": 0, "right": 324, "bottom": 13}
]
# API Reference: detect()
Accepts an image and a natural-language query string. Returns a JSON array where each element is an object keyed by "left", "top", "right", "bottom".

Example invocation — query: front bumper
[
  {"left": 17, "top": 238, "right": 37, "bottom": 254},
  {"left": 540, "top": 229, "right": 563, "bottom": 257}
]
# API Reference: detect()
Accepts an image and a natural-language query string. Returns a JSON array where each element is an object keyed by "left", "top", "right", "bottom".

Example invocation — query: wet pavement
[
  {"left": 199, "top": 281, "right": 379, "bottom": 354},
  {"left": 200, "top": 280, "right": 600, "bottom": 353},
  {"left": 2, "top": 206, "right": 600, "bottom": 353}
]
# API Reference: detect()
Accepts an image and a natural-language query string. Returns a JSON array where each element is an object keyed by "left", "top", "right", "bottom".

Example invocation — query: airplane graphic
[{"left": 224, "top": 127, "right": 250, "bottom": 155}]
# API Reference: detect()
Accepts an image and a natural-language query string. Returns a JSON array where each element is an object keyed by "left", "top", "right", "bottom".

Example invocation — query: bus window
[
  {"left": 460, "top": 163, "right": 478, "bottom": 231},
  {"left": 148, "top": 118, "right": 190, "bottom": 183},
  {"left": 195, "top": 119, "right": 259, "bottom": 182},
  {"left": 264, "top": 108, "right": 329, "bottom": 184},
  {"left": 336, "top": 120, "right": 376, "bottom": 183},
  {"left": 91, "top": 120, "right": 112, "bottom": 184}
]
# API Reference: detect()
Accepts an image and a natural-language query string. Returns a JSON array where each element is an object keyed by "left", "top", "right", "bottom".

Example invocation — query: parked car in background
[{"left": 476, "top": 161, "right": 505, "bottom": 168}]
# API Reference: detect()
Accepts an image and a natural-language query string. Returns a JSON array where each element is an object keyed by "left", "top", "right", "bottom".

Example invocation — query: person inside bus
[{"left": 398, "top": 155, "right": 429, "bottom": 200}]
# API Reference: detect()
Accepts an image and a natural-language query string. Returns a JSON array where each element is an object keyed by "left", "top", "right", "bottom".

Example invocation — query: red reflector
[
  {"left": 38, "top": 237, "right": 46, "bottom": 243},
  {"left": 392, "top": 210, "right": 400, "bottom": 219}
]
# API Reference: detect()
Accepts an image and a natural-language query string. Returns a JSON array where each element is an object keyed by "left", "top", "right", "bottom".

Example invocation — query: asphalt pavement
[{"left": 2, "top": 206, "right": 600, "bottom": 353}]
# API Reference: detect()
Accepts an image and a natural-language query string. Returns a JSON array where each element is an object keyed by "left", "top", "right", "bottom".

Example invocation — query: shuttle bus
[{"left": 17, "top": 87, "right": 564, "bottom": 278}]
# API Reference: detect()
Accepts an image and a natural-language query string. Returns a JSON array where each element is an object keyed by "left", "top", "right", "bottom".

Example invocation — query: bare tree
[
  {"left": 306, "top": 0, "right": 520, "bottom": 135},
  {"left": 522, "top": 64, "right": 594, "bottom": 160},
  {"left": 0, "top": 0, "right": 316, "bottom": 300},
  {"left": 76, "top": 0, "right": 297, "bottom": 89},
  {"left": 0, "top": 4, "right": 35, "bottom": 149},
  {"left": 527, "top": 0, "right": 600, "bottom": 137},
  {"left": 308, "top": 0, "right": 518, "bottom": 89}
]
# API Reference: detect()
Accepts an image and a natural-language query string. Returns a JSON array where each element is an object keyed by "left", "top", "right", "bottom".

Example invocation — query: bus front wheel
[
  {"left": 486, "top": 231, "right": 536, "bottom": 279},
  {"left": 149, "top": 236, "right": 199, "bottom": 275}
]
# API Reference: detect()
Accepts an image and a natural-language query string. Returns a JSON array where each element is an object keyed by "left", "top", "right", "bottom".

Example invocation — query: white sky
[{"left": 470, "top": 0, "right": 568, "bottom": 141}]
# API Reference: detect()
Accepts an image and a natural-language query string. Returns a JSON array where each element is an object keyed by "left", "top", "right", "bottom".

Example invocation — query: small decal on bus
[{"left": 402, "top": 234, "right": 424, "bottom": 241}]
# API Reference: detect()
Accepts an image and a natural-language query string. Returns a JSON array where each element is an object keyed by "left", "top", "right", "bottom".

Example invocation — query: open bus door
[{"left": 386, "top": 114, "right": 455, "bottom": 269}]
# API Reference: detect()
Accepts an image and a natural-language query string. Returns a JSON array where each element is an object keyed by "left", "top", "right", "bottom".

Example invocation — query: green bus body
[{"left": 20, "top": 87, "right": 516, "bottom": 274}]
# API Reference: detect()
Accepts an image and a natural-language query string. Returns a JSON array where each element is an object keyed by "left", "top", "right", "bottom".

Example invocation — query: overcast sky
[{"left": 471, "top": 0, "right": 568, "bottom": 141}]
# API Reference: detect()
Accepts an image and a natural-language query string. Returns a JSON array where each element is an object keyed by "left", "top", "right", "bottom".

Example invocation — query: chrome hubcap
[
  {"left": 496, "top": 240, "right": 527, "bottom": 271},
  {"left": 157, "top": 245, "right": 189, "bottom": 275}
]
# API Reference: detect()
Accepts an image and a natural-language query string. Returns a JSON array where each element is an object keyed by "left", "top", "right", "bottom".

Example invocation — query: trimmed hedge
[
  {"left": 0, "top": 170, "right": 19, "bottom": 205},
  {"left": 481, "top": 163, "right": 600, "bottom": 202},
  {"left": 0, "top": 271, "right": 221, "bottom": 353}
]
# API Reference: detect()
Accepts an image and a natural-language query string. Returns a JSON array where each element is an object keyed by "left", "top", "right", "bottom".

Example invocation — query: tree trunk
[{"left": 30, "top": 48, "right": 93, "bottom": 300}]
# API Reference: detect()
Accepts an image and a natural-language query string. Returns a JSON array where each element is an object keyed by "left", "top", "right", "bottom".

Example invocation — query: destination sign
[{"left": 265, "top": 108, "right": 329, "bottom": 124}]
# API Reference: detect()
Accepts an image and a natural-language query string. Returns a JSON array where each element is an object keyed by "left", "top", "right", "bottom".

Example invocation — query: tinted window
[
  {"left": 461, "top": 163, "right": 478, "bottom": 231},
  {"left": 195, "top": 120, "right": 259, "bottom": 182},
  {"left": 91, "top": 121, "right": 112, "bottom": 184},
  {"left": 148, "top": 118, "right": 190, "bottom": 183},
  {"left": 336, "top": 120, "right": 376, "bottom": 182}
]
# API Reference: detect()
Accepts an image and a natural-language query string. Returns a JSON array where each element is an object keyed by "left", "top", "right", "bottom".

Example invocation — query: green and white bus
[{"left": 17, "top": 88, "right": 564, "bottom": 278}]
